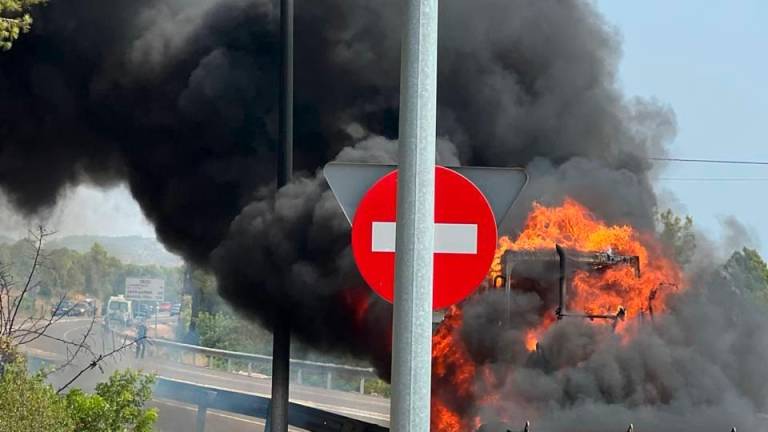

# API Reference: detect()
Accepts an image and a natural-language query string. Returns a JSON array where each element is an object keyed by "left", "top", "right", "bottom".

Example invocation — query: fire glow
[{"left": 431, "top": 199, "right": 686, "bottom": 431}]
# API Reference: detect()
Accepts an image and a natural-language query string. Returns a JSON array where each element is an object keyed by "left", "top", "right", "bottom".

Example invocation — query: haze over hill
[
  {"left": 49, "top": 235, "right": 183, "bottom": 267},
  {"left": 0, "top": 235, "right": 183, "bottom": 267}
]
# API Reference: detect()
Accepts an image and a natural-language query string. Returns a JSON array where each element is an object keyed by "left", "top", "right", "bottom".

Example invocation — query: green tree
[
  {"left": 0, "top": 357, "right": 73, "bottom": 432},
  {"left": 0, "top": 0, "right": 47, "bottom": 51},
  {"left": 82, "top": 243, "right": 111, "bottom": 297},
  {"left": 657, "top": 209, "right": 697, "bottom": 267},
  {"left": 197, "top": 311, "right": 245, "bottom": 352},
  {"left": 722, "top": 247, "right": 768, "bottom": 303},
  {"left": 66, "top": 370, "right": 157, "bottom": 432}
]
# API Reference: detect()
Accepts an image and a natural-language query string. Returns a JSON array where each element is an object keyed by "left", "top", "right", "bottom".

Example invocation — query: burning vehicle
[
  {"left": 2, "top": 0, "right": 768, "bottom": 430},
  {"left": 431, "top": 199, "right": 688, "bottom": 431}
]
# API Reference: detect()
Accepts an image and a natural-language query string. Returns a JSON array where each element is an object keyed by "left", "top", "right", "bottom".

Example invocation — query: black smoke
[
  {"left": 8, "top": 1, "right": 747, "bottom": 426},
  {"left": 453, "top": 260, "right": 768, "bottom": 431},
  {"left": 0, "top": 0, "right": 671, "bottom": 359}
]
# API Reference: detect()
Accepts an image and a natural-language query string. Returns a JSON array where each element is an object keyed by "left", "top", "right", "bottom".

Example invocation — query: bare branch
[
  {"left": 11, "top": 328, "right": 98, "bottom": 358},
  {"left": 8, "top": 226, "right": 50, "bottom": 333},
  {"left": 11, "top": 294, "right": 70, "bottom": 345},
  {"left": 56, "top": 335, "right": 149, "bottom": 394},
  {"left": 49, "top": 315, "right": 98, "bottom": 374}
]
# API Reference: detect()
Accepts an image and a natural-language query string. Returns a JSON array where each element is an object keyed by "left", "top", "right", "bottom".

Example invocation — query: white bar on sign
[
  {"left": 371, "top": 222, "right": 477, "bottom": 254},
  {"left": 435, "top": 223, "right": 477, "bottom": 254},
  {"left": 372, "top": 222, "right": 398, "bottom": 252}
]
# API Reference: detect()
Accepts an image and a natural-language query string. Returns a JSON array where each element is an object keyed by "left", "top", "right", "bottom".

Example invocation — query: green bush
[
  {"left": 0, "top": 356, "right": 156, "bottom": 432},
  {"left": 364, "top": 379, "right": 391, "bottom": 398},
  {"left": 0, "top": 359, "right": 73, "bottom": 432},
  {"left": 66, "top": 370, "right": 157, "bottom": 432}
]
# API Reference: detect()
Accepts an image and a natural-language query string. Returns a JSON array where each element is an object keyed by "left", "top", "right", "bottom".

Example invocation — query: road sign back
[{"left": 351, "top": 166, "right": 497, "bottom": 309}]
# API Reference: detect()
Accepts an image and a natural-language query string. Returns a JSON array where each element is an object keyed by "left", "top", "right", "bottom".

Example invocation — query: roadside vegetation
[
  {"left": 0, "top": 239, "right": 183, "bottom": 311},
  {"left": 1, "top": 352, "right": 157, "bottom": 432},
  {"left": 0, "top": 0, "right": 47, "bottom": 51},
  {"left": 657, "top": 208, "right": 768, "bottom": 304},
  {"left": 0, "top": 228, "right": 157, "bottom": 432}
]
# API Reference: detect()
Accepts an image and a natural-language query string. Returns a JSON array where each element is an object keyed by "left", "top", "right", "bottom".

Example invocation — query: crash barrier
[
  {"left": 153, "top": 377, "right": 388, "bottom": 432},
  {"left": 481, "top": 422, "right": 741, "bottom": 432},
  {"left": 147, "top": 338, "right": 379, "bottom": 395}
]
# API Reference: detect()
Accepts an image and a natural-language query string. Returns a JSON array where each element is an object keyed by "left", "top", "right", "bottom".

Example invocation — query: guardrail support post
[
  {"left": 227, "top": 358, "right": 232, "bottom": 373},
  {"left": 248, "top": 362, "right": 252, "bottom": 376},
  {"left": 195, "top": 390, "right": 217, "bottom": 432},
  {"left": 359, "top": 377, "right": 365, "bottom": 394},
  {"left": 297, "top": 368, "right": 303, "bottom": 385},
  {"left": 326, "top": 371, "right": 333, "bottom": 390}
]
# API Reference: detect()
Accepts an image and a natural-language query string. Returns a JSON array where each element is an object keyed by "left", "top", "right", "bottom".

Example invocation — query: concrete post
[{"left": 195, "top": 390, "right": 217, "bottom": 432}]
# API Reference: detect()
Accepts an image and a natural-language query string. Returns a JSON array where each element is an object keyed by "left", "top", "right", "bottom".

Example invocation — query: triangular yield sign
[{"left": 323, "top": 162, "right": 527, "bottom": 225}]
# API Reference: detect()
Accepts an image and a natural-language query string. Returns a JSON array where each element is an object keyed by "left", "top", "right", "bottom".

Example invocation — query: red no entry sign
[{"left": 351, "top": 166, "right": 497, "bottom": 309}]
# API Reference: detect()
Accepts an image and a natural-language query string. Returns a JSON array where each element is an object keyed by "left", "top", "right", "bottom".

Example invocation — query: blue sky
[{"left": 597, "top": 0, "right": 768, "bottom": 255}]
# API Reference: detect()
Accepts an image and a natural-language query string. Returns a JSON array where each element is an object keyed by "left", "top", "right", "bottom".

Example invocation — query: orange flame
[
  {"left": 432, "top": 198, "right": 686, "bottom": 431},
  {"left": 493, "top": 198, "right": 683, "bottom": 317}
]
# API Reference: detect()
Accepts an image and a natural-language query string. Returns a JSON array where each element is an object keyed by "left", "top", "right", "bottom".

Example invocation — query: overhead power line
[
  {"left": 659, "top": 177, "right": 768, "bottom": 182},
  {"left": 650, "top": 157, "right": 768, "bottom": 166}
]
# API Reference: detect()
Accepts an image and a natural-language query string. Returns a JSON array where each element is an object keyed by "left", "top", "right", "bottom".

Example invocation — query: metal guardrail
[
  {"left": 23, "top": 351, "right": 388, "bottom": 431},
  {"left": 148, "top": 338, "right": 379, "bottom": 394},
  {"left": 153, "top": 377, "right": 389, "bottom": 432}
]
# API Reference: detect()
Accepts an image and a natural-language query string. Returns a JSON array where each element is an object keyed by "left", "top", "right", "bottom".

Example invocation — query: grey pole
[
  {"left": 268, "top": 0, "right": 293, "bottom": 430},
  {"left": 390, "top": 0, "right": 438, "bottom": 430}
]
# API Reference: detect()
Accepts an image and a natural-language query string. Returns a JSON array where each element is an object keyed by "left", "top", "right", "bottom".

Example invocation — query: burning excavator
[{"left": 430, "top": 198, "right": 685, "bottom": 432}]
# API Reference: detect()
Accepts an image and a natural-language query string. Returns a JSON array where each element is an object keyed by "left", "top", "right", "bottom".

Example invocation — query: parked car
[
  {"left": 50, "top": 300, "right": 88, "bottom": 317},
  {"left": 51, "top": 300, "right": 75, "bottom": 317},
  {"left": 137, "top": 303, "right": 158, "bottom": 316},
  {"left": 170, "top": 303, "right": 181, "bottom": 316},
  {"left": 158, "top": 302, "right": 172, "bottom": 313},
  {"left": 70, "top": 302, "right": 89, "bottom": 316}
]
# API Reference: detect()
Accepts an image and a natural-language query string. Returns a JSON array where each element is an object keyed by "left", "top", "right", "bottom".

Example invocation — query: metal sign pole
[
  {"left": 390, "top": 0, "right": 438, "bottom": 430},
  {"left": 268, "top": 0, "right": 293, "bottom": 430}
]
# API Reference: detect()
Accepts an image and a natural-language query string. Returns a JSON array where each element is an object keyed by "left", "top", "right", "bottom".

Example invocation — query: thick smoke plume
[
  {"left": 456, "top": 260, "right": 768, "bottom": 431},
  {"left": 5, "top": 0, "right": 762, "bottom": 429},
  {"left": 0, "top": 0, "right": 670, "bottom": 356}
]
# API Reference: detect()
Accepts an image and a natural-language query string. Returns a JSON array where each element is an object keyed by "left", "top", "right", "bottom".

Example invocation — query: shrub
[
  {"left": 0, "top": 358, "right": 73, "bottom": 432},
  {"left": 66, "top": 370, "right": 157, "bottom": 432}
]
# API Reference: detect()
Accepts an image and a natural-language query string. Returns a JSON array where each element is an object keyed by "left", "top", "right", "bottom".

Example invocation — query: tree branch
[
  {"left": 56, "top": 335, "right": 149, "bottom": 394},
  {"left": 7, "top": 226, "right": 49, "bottom": 333},
  {"left": 49, "top": 315, "right": 98, "bottom": 374}
]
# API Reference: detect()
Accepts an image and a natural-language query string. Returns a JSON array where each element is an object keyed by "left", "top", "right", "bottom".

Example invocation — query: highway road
[{"left": 22, "top": 317, "right": 390, "bottom": 432}]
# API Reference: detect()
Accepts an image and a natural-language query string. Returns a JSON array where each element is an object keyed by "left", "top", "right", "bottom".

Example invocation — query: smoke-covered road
[{"left": 23, "top": 317, "right": 389, "bottom": 432}]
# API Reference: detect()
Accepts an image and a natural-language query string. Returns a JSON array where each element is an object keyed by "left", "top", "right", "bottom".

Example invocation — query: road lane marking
[{"left": 152, "top": 399, "right": 266, "bottom": 425}]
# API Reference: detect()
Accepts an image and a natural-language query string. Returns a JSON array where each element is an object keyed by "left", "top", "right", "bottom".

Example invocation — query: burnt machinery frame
[{"left": 496, "top": 245, "right": 641, "bottom": 328}]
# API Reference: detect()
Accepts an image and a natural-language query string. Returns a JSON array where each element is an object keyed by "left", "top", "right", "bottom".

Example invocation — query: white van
[{"left": 106, "top": 295, "right": 135, "bottom": 327}]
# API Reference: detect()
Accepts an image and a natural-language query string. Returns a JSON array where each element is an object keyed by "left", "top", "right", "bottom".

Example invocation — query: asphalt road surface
[{"left": 22, "top": 317, "right": 390, "bottom": 432}]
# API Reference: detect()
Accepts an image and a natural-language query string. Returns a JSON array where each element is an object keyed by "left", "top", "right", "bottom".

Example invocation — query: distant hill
[
  {"left": 46, "top": 235, "right": 183, "bottom": 267},
  {"left": 0, "top": 235, "right": 13, "bottom": 245}
]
